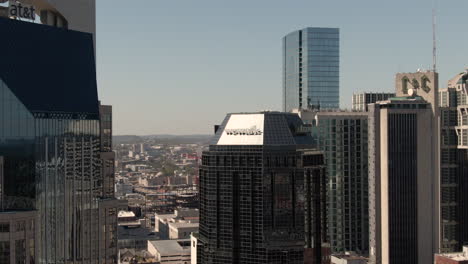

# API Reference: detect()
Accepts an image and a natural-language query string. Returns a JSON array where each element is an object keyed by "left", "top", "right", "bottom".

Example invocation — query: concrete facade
[
  {"left": 148, "top": 239, "right": 191, "bottom": 264},
  {"left": 169, "top": 222, "right": 199, "bottom": 240},
  {"left": 191, "top": 233, "right": 198, "bottom": 264},
  {"left": 0, "top": 210, "right": 36, "bottom": 264},
  {"left": 368, "top": 95, "right": 437, "bottom": 264}
]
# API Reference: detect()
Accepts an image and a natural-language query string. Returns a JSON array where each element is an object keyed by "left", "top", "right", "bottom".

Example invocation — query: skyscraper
[
  {"left": 439, "top": 70, "right": 468, "bottom": 252},
  {"left": 368, "top": 71, "right": 439, "bottom": 264},
  {"left": 352, "top": 92, "right": 396, "bottom": 112},
  {"left": 296, "top": 109, "right": 369, "bottom": 255},
  {"left": 283, "top": 27, "right": 340, "bottom": 111},
  {"left": 0, "top": 16, "right": 120, "bottom": 263},
  {"left": 197, "top": 112, "right": 325, "bottom": 264}
]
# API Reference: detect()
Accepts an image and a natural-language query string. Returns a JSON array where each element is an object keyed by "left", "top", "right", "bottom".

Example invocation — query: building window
[
  {"left": 15, "top": 240, "right": 25, "bottom": 264},
  {"left": 16, "top": 221, "right": 25, "bottom": 232},
  {"left": 0, "top": 241, "right": 10, "bottom": 264},
  {"left": 0, "top": 223, "right": 9, "bottom": 233},
  {"left": 29, "top": 238, "right": 35, "bottom": 264}
]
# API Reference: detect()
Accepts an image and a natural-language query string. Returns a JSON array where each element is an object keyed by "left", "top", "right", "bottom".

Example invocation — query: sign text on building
[
  {"left": 225, "top": 126, "right": 263, "bottom": 136},
  {"left": 8, "top": 1, "right": 36, "bottom": 21}
]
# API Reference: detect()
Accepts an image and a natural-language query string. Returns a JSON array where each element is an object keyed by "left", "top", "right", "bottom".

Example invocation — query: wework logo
[{"left": 225, "top": 126, "right": 262, "bottom": 136}]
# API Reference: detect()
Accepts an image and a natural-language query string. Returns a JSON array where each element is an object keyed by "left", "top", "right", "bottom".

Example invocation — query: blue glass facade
[
  {"left": 0, "top": 17, "right": 118, "bottom": 263},
  {"left": 283, "top": 27, "right": 340, "bottom": 111}
]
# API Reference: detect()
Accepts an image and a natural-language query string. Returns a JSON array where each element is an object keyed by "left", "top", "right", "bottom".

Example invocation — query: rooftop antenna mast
[{"left": 432, "top": 7, "right": 437, "bottom": 72}]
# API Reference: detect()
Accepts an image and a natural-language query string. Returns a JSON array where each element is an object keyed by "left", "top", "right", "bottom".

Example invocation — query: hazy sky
[{"left": 96, "top": 0, "right": 468, "bottom": 135}]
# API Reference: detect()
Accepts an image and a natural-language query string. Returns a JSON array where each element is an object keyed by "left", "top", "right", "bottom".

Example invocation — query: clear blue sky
[{"left": 96, "top": 0, "right": 468, "bottom": 135}]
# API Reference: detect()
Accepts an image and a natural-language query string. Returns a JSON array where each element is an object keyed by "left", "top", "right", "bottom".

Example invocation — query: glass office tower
[
  {"left": 197, "top": 112, "right": 326, "bottom": 264},
  {"left": 0, "top": 17, "right": 120, "bottom": 263},
  {"left": 283, "top": 27, "right": 340, "bottom": 112}
]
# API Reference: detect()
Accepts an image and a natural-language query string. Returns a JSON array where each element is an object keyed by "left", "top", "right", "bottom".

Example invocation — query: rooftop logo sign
[
  {"left": 217, "top": 114, "right": 264, "bottom": 145},
  {"left": 8, "top": 1, "right": 36, "bottom": 21},
  {"left": 225, "top": 126, "right": 263, "bottom": 136}
]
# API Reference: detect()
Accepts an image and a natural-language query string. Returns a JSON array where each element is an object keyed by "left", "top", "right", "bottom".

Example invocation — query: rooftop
[
  {"left": 118, "top": 211, "right": 136, "bottom": 218},
  {"left": 211, "top": 112, "right": 315, "bottom": 146},
  {"left": 149, "top": 239, "right": 191, "bottom": 256},
  {"left": 169, "top": 222, "right": 199, "bottom": 229},
  {"left": 155, "top": 213, "right": 176, "bottom": 220},
  {"left": 436, "top": 246, "right": 468, "bottom": 261}
]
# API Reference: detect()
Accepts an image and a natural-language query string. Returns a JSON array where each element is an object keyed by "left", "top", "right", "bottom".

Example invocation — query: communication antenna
[{"left": 432, "top": 7, "right": 437, "bottom": 72}]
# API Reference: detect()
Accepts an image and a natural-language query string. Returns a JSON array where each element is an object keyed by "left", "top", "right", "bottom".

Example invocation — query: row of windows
[
  {"left": 305, "top": 39, "right": 339, "bottom": 46},
  {"left": 306, "top": 32, "right": 339, "bottom": 39},
  {"left": 308, "top": 71, "right": 339, "bottom": 77},
  {"left": 307, "top": 66, "right": 339, "bottom": 71},
  {"left": 308, "top": 81, "right": 339, "bottom": 86},
  {"left": 0, "top": 220, "right": 32, "bottom": 233},
  {"left": 307, "top": 77, "right": 339, "bottom": 82},
  {"left": 307, "top": 61, "right": 339, "bottom": 67}
]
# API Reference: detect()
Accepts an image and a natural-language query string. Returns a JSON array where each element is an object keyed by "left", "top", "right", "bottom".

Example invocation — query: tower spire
[{"left": 433, "top": 7, "right": 437, "bottom": 72}]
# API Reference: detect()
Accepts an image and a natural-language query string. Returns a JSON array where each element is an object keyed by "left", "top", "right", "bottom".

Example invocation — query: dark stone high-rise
[
  {"left": 0, "top": 17, "right": 120, "bottom": 263},
  {"left": 197, "top": 112, "right": 326, "bottom": 264}
]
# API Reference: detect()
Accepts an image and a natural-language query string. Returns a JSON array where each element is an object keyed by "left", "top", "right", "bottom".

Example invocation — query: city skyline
[
  {"left": 96, "top": 0, "right": 468, "bottom": 135},
  {"left": 2, "top": 1, "right": 468, "bottom": 263}
]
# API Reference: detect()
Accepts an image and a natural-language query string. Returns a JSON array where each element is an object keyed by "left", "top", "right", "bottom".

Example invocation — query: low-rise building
[
  {"left": 169, "top": 222, "right": 199, "bottom": 239},
  {"left": 147, "top": 239, "right": 191, "bottom": 264},
  {"left": 435, "top": 246, "right": 468, "bottom": 264},
  {"left": 155, "top": 208, "right": 199, "bottom": 239},
  {"left": 118, "top": 211, "right": 158, "bottom": 250},
  {"left": 154, "top": 213, "right": 176, "bottom": 239}
]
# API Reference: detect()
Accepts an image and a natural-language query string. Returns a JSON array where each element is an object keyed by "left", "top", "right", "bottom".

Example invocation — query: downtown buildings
[
  {"left": 366, "top": 70, "right": 468, "bottom": 264},
  {"left": 283, "top": 27, "right": 340, "bottom": 111},
  {"left": 197, "top": 112, "right": 327, "bottom": 264},
  {"left": 0, "top": 1, "right": 121, "bottom": 263},
  {"left": 295, "top": 109, "right": 369, "bottom": 255}
]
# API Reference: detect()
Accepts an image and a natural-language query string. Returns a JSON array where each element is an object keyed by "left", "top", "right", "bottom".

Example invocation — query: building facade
[
  {"left": 368, "top": 71, "right": 441, "bottom": 264},
  {"left": 352, "top": 92, "right": 395, "bottom": 112},
  {"left": 0, "top": 16, "right": 119, "bottom": 263},
  {"left": 368, "top": 71, "right": 440, "bottom": 264},
  {"left": 302, "top": 151, "right": 329, "bottom": 264},
  {"left": 197, "top": 112, "right": 324, "bottom": 264},
  {"left": 296, "top": 110, "right": 369, "bottom": 255},
  {"left": 439, "top": 70, "right": 468, "bottom": 252},
  {"left": 283, "top": 27, "right": 340, "bottom": 111},
  {"left": 368, "top": 97, "right": 436, "bottom": 264}
]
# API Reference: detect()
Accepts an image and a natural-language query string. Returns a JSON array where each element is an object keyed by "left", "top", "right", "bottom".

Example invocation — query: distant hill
[
  {"left": 114, "top": 135, "right": 212, "bottom": 145},
  {"left": 113, "top": 135, "right": 144, "bottom": 144}
]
